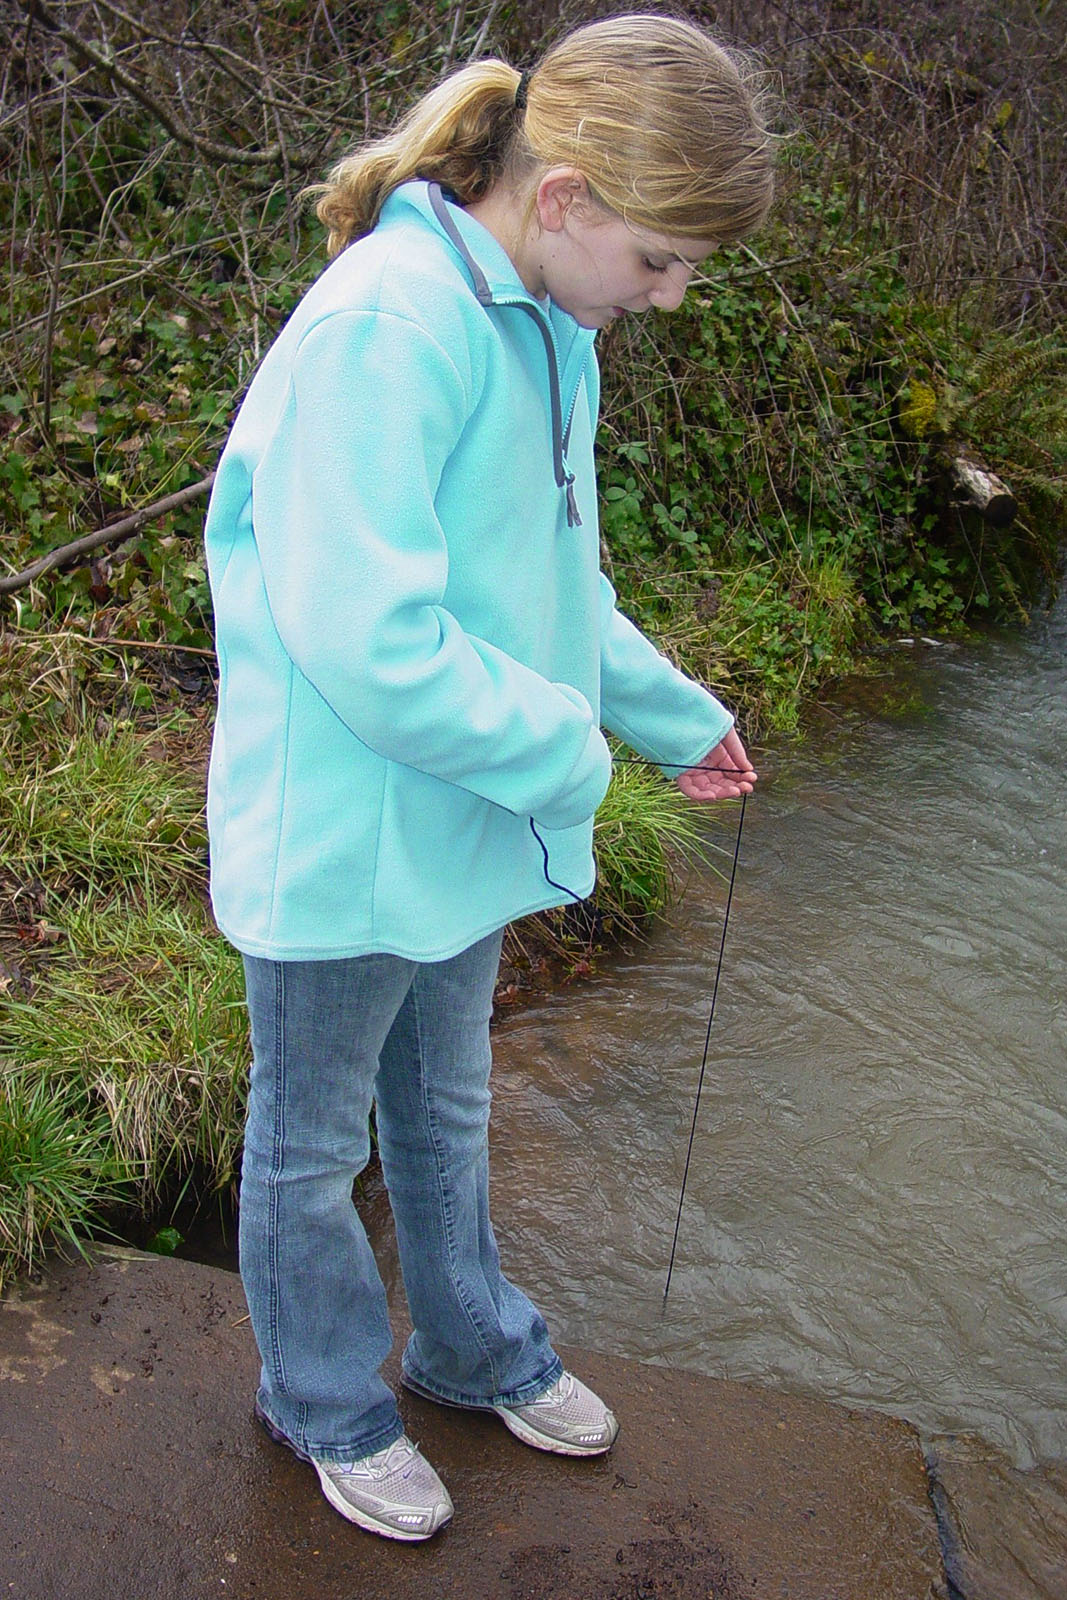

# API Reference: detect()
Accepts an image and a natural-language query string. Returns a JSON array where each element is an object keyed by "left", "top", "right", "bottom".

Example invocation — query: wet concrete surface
[{"left": 0, "top": 1249, "right": 947, "bottom": 1600}]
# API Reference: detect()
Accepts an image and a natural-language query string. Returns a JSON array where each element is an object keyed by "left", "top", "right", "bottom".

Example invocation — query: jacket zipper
[{"left": 427, "top": 183, "right": 583, "bottom": 528}]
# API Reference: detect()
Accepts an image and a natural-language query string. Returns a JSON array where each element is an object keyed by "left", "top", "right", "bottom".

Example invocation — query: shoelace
[
  {"left": 529, "top": 1374, "right": 570, "bottom": 1407},
  {"left": 337, "top": 1437, "right": 417, "bottom": 1479}
]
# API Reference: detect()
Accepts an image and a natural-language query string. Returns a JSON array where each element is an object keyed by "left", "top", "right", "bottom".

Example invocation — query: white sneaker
[
  {"left": 494, "top": 1370, "right": 619, "bottom": 1456},
  {"left": 255, "top": 1401, "right": 453, "bottom": 1541}
]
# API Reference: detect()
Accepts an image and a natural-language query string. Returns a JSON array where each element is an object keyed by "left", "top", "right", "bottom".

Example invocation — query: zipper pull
[{"left": 564, "top": 472, "right": 582, "bottom": 527}]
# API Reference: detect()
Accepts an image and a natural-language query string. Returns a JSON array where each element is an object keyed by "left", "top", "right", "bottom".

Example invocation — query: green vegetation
[
  {"left": 0, "top": 1065, "right": 120, "bottom": 1277},
  {"left": 0, "top": 632, "right": 244, "bottom": 1285},
  {"left": 1, "top": 0, "right": 1065, "bottom": 1282},
  {"left": 597, "top": 151, "right": 1067, "bottom": 726},
  {"left": 594, "top": 756, "right": 729, "bottom": 927},
  {"left": 1, "top": 1, "right": 1064, "bottom": 701}
]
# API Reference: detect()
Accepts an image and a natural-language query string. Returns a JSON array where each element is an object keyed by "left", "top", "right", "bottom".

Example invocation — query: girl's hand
[{"left": 675, "top": 727, "right": 757, "bottom": 801}]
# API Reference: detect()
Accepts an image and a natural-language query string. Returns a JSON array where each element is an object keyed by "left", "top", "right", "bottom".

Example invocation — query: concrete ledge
[{"left": 1, "top": 1252, "right": 946, "bottom": 1599}]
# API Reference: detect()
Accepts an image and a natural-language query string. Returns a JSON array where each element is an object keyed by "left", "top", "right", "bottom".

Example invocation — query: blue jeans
[{"left": 239, "top": 930, "right": 562, "bottom": 1463}]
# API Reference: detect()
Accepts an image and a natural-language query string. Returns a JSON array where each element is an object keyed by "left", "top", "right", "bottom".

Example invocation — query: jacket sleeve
[
  {"left": 597, "top": 573, "right": 734, "bottom": 774},
  {"left": 247, "top": 308, "right": 611, "bottom": 831}
]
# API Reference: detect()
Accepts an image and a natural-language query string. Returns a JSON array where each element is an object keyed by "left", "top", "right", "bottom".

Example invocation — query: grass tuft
[
  {"left": 0, "top": 1065, "right": 122, "bottom": 1290},
  {"left": 0, "top": 731, "right": 207, "bottom": 892},
  {"left": 594, "top": 759, "right": 733, "bottom": 927},
  {"left": 1, "top": 891, "right": 248, "bottom": 1204}
]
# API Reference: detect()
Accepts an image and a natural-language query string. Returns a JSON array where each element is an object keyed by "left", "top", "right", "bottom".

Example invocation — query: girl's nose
[{"left": 649, "top": 263, "right": 692, "bottom": 312}]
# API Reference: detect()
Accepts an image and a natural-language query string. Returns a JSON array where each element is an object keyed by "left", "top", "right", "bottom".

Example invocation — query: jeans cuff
[
  {"left": 257, "top": 1390, "right": 405, "bottom": 1464},
  {"left": 400, "top": 1353, "right": 563, "bottom": 1411}
]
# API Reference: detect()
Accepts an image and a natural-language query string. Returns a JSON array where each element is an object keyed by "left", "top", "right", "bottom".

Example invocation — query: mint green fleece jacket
[{"left": 204, "top": 181, "right": 734, "bottom": 960}]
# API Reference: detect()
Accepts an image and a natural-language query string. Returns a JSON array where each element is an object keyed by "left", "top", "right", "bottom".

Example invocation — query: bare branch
[
  {"left": 468, "top": 0, "right": 505, "bottom": 60},
  {"left": 0, "top": 475, "right": 217, "bottom": 595},
  {"left": 2, "top": 237, "right": 235, "bottom": 339},
  {"left": 20, "top": 0, "right": 283, "bottom": 167}
]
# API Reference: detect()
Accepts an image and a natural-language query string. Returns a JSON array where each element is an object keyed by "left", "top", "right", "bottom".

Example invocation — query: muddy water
[{"left": 488, "top": 593, "right": 1067, "bottom": 1597}]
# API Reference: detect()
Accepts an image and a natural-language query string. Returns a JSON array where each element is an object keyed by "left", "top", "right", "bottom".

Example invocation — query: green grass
[
  {"left": 2, "top": 891, "right": 247, "bottom": 1191},
  {"left": 0, "top": 729, "right": 207, "bottom": 890},
  {"left": 0, "top": 633, "right": 241, "bottom": 1286},
  {"left": 0, "top": 885, "right": 249, "bottom": 1291},
  {"left": 0, "top": 1066, "right": 122, "bottom": 1282},
  {"left": 594, "top": 755, "right": 734, "bottom": 926}
]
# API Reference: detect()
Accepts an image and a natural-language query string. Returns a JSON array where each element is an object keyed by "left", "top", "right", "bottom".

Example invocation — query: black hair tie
[{"left": 514, "top": 69, "right": 531, "bottom": 112}]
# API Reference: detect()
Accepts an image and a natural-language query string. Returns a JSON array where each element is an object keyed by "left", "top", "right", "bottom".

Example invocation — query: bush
[{"left": 0, "top": 1, "right": 1063, "bottom": 721}]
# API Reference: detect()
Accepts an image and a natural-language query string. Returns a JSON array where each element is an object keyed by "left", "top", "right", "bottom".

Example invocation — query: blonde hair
[{"left": 315, "top": 14, "right": 775, "bottom": 257}]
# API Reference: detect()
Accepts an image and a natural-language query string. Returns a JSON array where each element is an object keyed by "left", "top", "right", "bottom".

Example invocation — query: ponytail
[{"left": 313, "top": 60, "right": 524, "bottom": 256}]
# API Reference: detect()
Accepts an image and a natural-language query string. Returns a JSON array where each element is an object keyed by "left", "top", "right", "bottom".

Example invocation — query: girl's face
[{"left": 532, "top": 192, "right": 716, "bottom": 329}]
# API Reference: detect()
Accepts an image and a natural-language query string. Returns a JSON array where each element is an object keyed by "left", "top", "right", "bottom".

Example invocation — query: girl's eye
[{"left": 642, "top": 257, "right": 670, "bottom": 274}]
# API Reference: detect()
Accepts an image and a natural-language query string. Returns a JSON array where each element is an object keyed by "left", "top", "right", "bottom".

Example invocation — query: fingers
[
  {"left": 675, "top": 728, "right": 758, "bottom": 801},
  {"left": 720, "top": 727, "right": 757, "bottom": 781},
  {"left": 676, "top": 768, "right": 753, "bottom": 801}
]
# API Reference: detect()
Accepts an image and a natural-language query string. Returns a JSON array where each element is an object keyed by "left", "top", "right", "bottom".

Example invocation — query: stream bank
[{"left": 0, "top": 1249, "right": 946, "bottom": 1599}]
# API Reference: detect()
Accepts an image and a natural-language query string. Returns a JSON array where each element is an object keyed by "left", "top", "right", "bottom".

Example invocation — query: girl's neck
[{"left": 464, "top": 187, "right": 547, "bottom": 301}]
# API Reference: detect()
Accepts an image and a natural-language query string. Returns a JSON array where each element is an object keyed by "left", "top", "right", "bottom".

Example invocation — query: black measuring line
[
  {"left": 528, "top": 756, "right": 754, "bottom": 897},
  {"left": 613, "top": 758, "right": 754, "bottom": 777},
  {"left": 528, "top": 748, "right": 753, "bottom": 1299},
  {"left": 662, "top": 788, "right": 748, "bottom": 1303}
]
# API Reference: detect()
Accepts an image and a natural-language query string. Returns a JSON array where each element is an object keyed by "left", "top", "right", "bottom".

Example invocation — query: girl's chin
[{"left": 565, "top": 305, "right": 626, "bottom": 328}]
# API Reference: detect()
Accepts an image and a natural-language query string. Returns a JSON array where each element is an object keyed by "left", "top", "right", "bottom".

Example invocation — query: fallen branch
[
  {"left": 6, "top": 236, "right": 236, "bottom": 339},
  {"left": 9, "top": 627, "right": 217, "bottom": 659},
  {"left": 0, "top": 474, "right": 216, "bottom": 596},
  {"left": 951, "top": 457, "right": 1018, "bottom": 526}
]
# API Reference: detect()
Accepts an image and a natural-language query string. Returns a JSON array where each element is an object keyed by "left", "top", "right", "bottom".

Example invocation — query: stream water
[{"left": 487, "top": 590, "right": 1067, "bottom": 1597}]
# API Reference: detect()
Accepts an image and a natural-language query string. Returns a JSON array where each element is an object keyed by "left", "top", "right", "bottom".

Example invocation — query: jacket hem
[{"left": 215, "top": 880, "right": 597, "bottom": 965}]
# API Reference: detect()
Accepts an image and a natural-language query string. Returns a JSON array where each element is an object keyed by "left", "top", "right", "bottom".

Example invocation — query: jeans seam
[
  {"left": 411, "top": 976, "right": 500, "bottom": 1394},
  {"left": 265, "top": 961, "right": 288, "bottom": 1403}
]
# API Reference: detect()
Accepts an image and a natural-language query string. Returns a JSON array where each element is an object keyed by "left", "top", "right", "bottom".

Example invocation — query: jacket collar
[
  {"left": 381, "top": 180, "right": 542, "bottom": 309},
  {"left": 380, "top": 181, "right": 590, "bottom": 528},
  {"left": 383, "top": 181, "right": 596, "bottom": 346}
]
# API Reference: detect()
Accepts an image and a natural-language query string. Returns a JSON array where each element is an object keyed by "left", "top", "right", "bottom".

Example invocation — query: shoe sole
[
  {"left": 253, "top": 1401, "right": 451, "bottom": 1542},
  {"left": 399, "top": 1373, "right": 619, "bottom": 1457}
]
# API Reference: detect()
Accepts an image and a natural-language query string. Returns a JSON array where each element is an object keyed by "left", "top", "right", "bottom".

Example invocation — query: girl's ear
[{"left": 535, "top": 168, "right": 593, "bottom": 233}]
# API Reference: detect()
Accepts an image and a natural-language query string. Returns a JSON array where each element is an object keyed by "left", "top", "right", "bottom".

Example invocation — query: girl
[{"left": 204, "top": 12, "right": 772, "bottom": 1544}]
